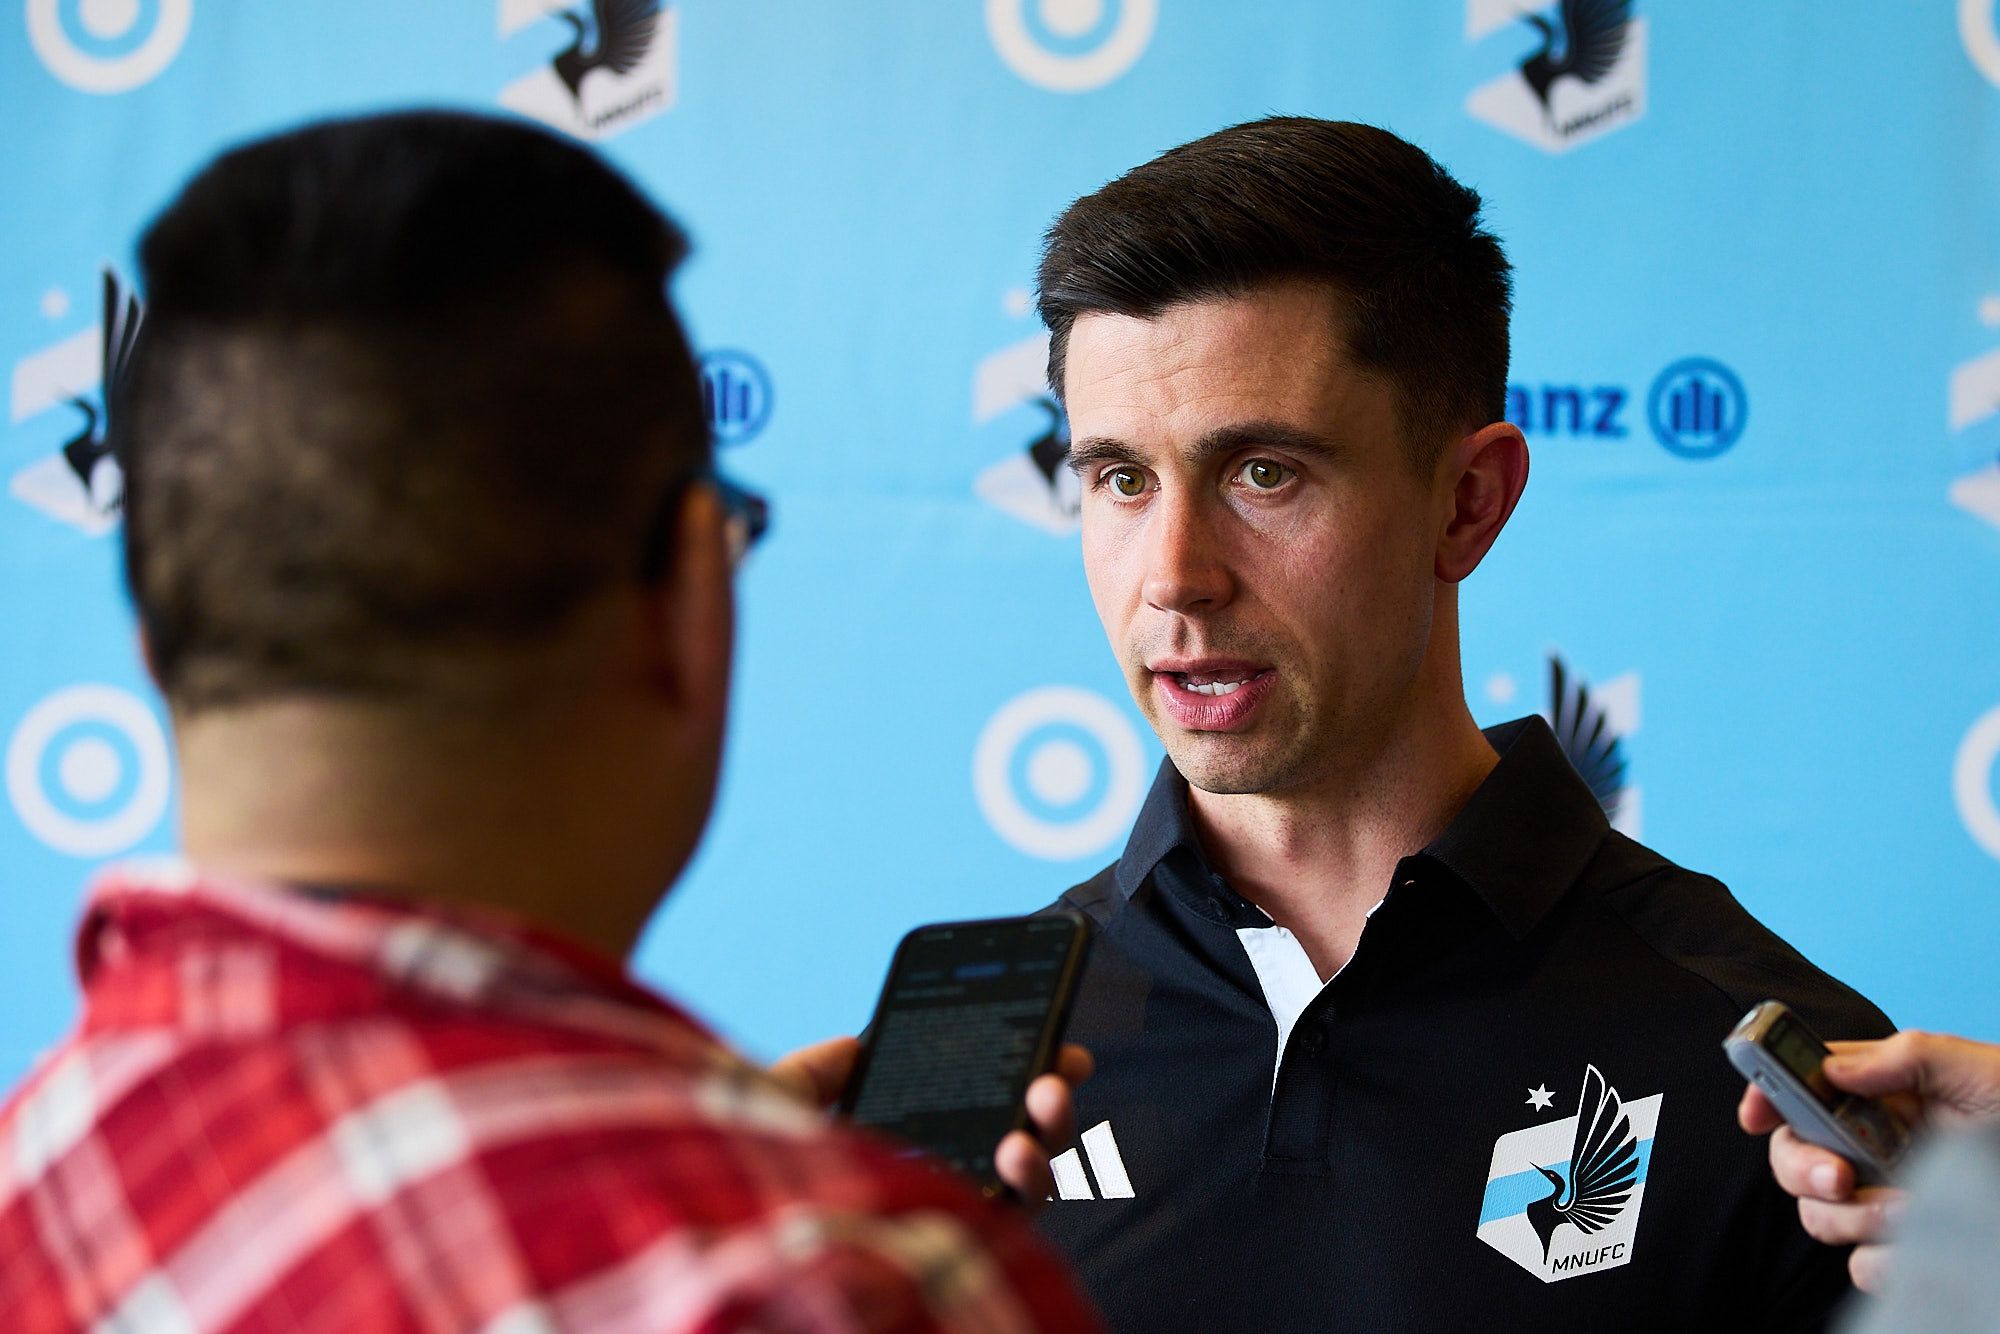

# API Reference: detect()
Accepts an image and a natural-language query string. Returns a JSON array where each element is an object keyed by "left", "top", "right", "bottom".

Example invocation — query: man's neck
[
  {"left": 1185, "top": 693, "right": 1497, "bottom": 980},
  {"left": 174, "top": 699, "right": 690, "bottom": 961}
]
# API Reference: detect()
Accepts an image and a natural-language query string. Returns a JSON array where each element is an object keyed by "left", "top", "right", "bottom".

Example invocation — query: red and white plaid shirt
[{"left": 0, "top": 862, "right": 1100, "bottom": 1333}]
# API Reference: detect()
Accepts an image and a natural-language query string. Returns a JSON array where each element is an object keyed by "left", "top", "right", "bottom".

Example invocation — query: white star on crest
[{"left": 1526, "top": 1084, "right": 1555, "bottom": 1112}]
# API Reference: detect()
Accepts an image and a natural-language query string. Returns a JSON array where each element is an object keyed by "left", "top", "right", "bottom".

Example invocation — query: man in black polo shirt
[{"left": 1030, "top": 117, "right": 1891, "bottom": 1331}]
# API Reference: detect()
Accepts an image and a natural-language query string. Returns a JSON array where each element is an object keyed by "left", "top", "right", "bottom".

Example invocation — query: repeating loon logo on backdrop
[
  {"left": 985, "top": 0, "right": 1157, "bottom": 93},
  {"left": 8, "top": 269, "right": 141, "bottom": 537},
  {"left": 498, "top": 0, "right": 675, "bottom": 142},
  {"left": 27, "top": 0, "right": 192, "bottom": 94},
  {"left": 1465, "top": 0, "right": 1646, "bottom": 154},
  {"left": 699, "top": 350, "right": 773, "bottom": 446},
  {"left": 1946, "top": 294, "right": 2000, "bottom": 531},
  {"left": 973, "top": 685, "right": 1147, "bottom": 862},
  {"left": 973, "top": 288, "right": 1078, "bottom": 535},
  {"left": 1509, "top": 357, "right": 1747, "bottom": 460},
  {"left": 1543, "top": 655, "right": 1641, "bottom": 838},
  {"left": 1478, "top": 1064, "right": 1661, "bottom": 1282},
  {"left": 7, "top": 683, "right": 172, "bottom": 859},
  {"left": 1485, "top": 655, "right": 1640, "bottom": 837}
]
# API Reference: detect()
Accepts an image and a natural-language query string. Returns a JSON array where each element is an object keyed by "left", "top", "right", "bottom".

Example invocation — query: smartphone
[
  {"left": 1724, "top": 1000, "right": 1911, "bottom": 1186},
  {"left": 840, "top": 911, "right": 1092, "bottom": 1195}
]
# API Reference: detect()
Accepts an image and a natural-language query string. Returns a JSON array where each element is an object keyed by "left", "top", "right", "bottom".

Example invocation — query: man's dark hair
[
  {"left": 1037, "top": 117, "right": 1512, "bottom": 469},
  {"left": 118, "top": 109, "right": 707, "bottom": 711}
]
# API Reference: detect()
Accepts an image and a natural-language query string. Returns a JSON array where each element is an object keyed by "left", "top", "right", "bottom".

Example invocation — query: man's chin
[{"left": 1162, "top": 735, "right": 1289, "bottom": 796}]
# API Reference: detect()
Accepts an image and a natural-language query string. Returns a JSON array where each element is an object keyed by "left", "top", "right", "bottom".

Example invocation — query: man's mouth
[{"left": 1146, "top": 660, "right": 1277, "bottom": 730}]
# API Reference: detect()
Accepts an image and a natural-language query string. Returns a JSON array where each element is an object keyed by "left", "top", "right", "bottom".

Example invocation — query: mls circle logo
[
  {"left": 1465, "top": 0, "right": 1647, "bottom": 154},
  {"left": 7, "top": 685, "right": 172, "bottom": 859},
  {"left": 1648, "top": 358, "right": 1746, "bottom": 459},
  {"left": 1954, "top": 705, "right": 2000, "bottom": 864},
  {"left": 1477, "top": 1065, "right": 1662, "bottom": 1283},
  {"left": 1962, "top": 0, "right": 2000, "bottom": 87},
  {"left": 27, "top": 0, "right": 192, "bottom": 94},
  {"left": 986, "top": 0, "right": 1156, "bottom": 92},
  {"left": 498, "top": 0, "right": 676, "bottom": 142},
  {"left": 974, "top": 686, "right": 1146, "bottom": 861},
  {"left": 700, "top": 350, "right": 772, "bottom": 446}
]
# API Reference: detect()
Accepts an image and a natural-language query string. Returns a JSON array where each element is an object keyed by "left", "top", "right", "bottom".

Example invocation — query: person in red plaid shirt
[{"left": 0, "top": 111, "right": 1100, "bottom": 1333}]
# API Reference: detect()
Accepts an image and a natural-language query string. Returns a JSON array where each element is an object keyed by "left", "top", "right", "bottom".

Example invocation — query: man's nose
[{"left": 1140, "top": 490, "right": 1233, "bottom": 615}]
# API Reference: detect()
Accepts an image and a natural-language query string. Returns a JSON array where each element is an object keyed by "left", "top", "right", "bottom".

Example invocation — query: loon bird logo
[
  {"left": 1947, "top": 303, "right": 2000, "bottom": 532},
  {"left": 1525, "top": 1065, "right": 1640, "bottom": 1260},
  {"left": 61, "top": 269, "right": 142, "bottom": 512},
  {"left": 550, "top": 0, "right": 660, "bottom": 103},
  {"left": 8, "top": 268, "right": 141, "bottom": 535},
  {"left": 496, "top": 0, "right": 676, "bottom": 143},
  {"left": 1547, "top": 656, "right": 1628, "bottom": 822},
  {"left": 1476, "top": 1062, "right": 1661, "bottom": 1282},
  {"left": 1023, "top": 396, "right": 1072, "bottom": 494},
  {"left": 1464, "top": 0, "right": 1646, "bottom": 154},
  {"left": 1518, "top": 0, "right": 1632, "bottom": 122},
  {"left": 972, "top": 325, "right": 1082, "bottom": 535}
]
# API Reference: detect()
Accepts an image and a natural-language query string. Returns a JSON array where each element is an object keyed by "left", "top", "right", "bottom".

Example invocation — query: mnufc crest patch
[{"left": 1477, "top": 1065, "right": 1661, "bottom": 1283}]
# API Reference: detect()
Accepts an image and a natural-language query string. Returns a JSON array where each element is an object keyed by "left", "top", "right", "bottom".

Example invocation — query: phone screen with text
[{"left": 846, "top": 916, "right": 1084, "bottom": 1184}]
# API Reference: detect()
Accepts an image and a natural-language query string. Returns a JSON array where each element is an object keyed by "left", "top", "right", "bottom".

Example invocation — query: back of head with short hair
[
  {"left": 1037, "top": 116, "right": 1513, "bottom": 470},
  {"left": 119, "top": 109, "right": 708, "bottom": 712}
]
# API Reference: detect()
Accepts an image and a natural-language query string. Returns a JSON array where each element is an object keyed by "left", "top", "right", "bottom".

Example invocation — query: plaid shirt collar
[{"left": 75, "top": 857, "right": 718, "bottom": 1060}]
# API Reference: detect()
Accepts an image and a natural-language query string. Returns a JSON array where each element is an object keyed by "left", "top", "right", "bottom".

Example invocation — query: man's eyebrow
[
  {"left": 1063, "top": 422, "right": 1343, "bottom": 476},
  {"left": 1187, "top": 421, "right": 1344, "bottom": 465},
  {"left": 1064, "top": 437, "right": 1145, "bottom": 476}
]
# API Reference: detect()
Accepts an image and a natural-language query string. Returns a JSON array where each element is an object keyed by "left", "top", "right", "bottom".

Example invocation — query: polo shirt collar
[{"left": 1110, "top": 714, "right": 1610, "bottom": 939}]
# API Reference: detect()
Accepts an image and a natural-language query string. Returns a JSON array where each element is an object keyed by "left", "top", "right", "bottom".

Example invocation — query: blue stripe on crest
[{"left": 1477, "top": 1138, "right": 1654, "bottom": 1227}]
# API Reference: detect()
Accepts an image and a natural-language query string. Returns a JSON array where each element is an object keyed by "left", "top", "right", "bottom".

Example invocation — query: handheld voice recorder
[{"left": 1723, "top": 1000, "right": 1910, "bottom": 1186}]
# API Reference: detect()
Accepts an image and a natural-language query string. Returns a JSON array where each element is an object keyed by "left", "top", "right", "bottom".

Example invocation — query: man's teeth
[{"left": 1176, "top": 673, "right": 1251, "bottom": 696}]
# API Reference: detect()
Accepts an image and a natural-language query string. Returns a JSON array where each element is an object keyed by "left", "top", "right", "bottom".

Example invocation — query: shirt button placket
[{"left": 1264, "top": 997, "right": 1340, "bottom": 1172}]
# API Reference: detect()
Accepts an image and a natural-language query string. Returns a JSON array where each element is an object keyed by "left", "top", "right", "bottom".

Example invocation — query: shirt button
[{"left": 1299, "top": 1027, "right": 1327, "bottom": 1056}]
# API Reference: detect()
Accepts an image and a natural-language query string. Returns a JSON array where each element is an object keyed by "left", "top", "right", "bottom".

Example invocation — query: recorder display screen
[{"left": 1768, "top": 1013, "right": 1837, "bottom": 1107}]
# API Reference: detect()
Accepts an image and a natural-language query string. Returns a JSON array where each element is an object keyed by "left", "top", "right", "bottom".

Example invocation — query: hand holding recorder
[
  {"left": 774, "top": 913, "right": 1094, "bottom": 1210},
  {"left": 1734, "top": 1017, "right": 2000, "bottom": 1292}
]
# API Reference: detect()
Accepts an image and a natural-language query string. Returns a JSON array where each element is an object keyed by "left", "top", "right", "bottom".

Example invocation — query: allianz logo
[
  {"left": 1508, "top": 358, "right": 1747, "bottom": 460},
  {"left": 1049, "top": 1120, "right": 1136, "bottom": 1201}
]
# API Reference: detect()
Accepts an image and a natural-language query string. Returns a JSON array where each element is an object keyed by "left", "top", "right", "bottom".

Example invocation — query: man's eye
[
  {"left": 1107, "top": 468, "right": 1147, "bottom": 498},
  {"left": 1239, "top": 459, "right": 1293, "bottom": 490}
]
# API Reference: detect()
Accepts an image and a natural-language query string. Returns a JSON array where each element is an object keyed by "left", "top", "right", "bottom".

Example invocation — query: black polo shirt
[{"left": 1036, "top": 716, "right": 1891, "bottom": 1333}]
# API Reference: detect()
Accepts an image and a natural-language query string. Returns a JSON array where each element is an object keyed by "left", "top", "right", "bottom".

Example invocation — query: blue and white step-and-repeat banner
[{"left": 4, "top": 1, "right": 1999, "bottom": 1082}]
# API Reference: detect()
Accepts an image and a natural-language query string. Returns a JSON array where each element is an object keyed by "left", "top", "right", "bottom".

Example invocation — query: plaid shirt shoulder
[{"left": 0, "top": 863, "right": 1099, "bottom": 1333}]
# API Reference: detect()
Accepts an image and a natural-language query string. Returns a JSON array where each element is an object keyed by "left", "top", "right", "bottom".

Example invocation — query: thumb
[{"left": 768, "top": 1036, "right": 863, "bottom": 1109}]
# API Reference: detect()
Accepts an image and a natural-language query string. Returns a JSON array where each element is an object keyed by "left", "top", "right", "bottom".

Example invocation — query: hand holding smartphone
[
  {"left": 839, "top": 912, "right": 1091, "bottom": 1196},
  {"left": 1724, "top": 1000, "right": 1911, "bottom": 1186}
]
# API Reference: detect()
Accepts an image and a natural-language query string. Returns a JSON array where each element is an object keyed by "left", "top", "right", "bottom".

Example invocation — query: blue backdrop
[{"left": 5, "top": 0, "right": 1998, "bottom": 1087}]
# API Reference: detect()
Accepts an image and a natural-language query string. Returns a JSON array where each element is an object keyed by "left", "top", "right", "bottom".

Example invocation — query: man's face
[{"left": 1064, "top": 282, "right": 1445, "bottom": 795}]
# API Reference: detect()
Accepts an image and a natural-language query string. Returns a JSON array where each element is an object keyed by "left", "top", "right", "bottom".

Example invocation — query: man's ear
[
  {"left": 1434, "top": 421, "right": 1529, "bottom": 584},
  {"left": 648, "top": 481, "right": 733, "bottom": 710}
]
